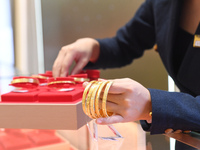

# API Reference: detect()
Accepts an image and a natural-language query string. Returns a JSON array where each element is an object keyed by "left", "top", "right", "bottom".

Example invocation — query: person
[{"left": 53, "top": 0, "right": 200, "bottom": 139}]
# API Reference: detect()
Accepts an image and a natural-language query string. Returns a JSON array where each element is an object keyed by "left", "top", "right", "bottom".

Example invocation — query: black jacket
[{"left": 86, "top": 0, "right": 200, "bottom": 134}]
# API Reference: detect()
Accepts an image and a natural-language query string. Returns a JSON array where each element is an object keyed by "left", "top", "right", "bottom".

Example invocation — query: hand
[
  {"left": 165, "top": 129, "right": 191, "bottom": 134},
  {"left": 52, "top": 38, "right": 100, "bottom": 77},
  {"left": 84, "top": 78, "right": 152, "bottom": 125}
]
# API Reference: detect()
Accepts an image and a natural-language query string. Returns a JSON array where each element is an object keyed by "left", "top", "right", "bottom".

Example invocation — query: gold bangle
[
  {"left": 11, "top": 78, "right": 39, "bottom": 85},
  {"left": 48, "top": 81, "right": 75, "bottom": 86},
  {"left": 86, "top": 83, "right": 99, "bottom": 119},
  {"left": 31, "top": 75, "right": 48, "bottom": 79},
  {"left": 95, "top": 81, "right": 109, "bottom": 118},
  {"left": 89, "top": 82, "right": 102, "bottom": 119},
  {"left": 102, "top": 81, "right": 114, "bottom": 117},
  {"left": 74, "top": 77, "right": 90, "bottom": 82},
  {"left": 82, "top": 81, "right": 96, "bottom": 115}
]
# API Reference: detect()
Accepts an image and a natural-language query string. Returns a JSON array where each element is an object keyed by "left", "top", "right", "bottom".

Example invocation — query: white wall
[
  {"left": 14, "top": 0, "right": 44, "bottom": 75},
  {"left": 0, "top": 0, "right": 15, "bottom": 94}
]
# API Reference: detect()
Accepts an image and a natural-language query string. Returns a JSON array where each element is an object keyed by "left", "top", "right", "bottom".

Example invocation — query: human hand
[
  {"left": 84, "top": 78, "right": 152, "bottom": 125},
  {"left": 52, "top": 38, "right": 100, "bottom": 77},
  {"left": 165, "top": 129, "right": 191, "bottom": 134}
]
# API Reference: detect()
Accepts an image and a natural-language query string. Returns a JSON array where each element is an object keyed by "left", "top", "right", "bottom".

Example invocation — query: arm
[
  {"left": 86, "top": 0, "right": 156, "bottom": 69},
  {"left": 93, "top": 79, "right": 200, "bottom": 135},
  {"left": 147, "top": 89, "right": 200, "bottom": 134},
  {"left": 53, "top": 0, "right": 156, "bottom": 76},
  {"left": 52, "top": 38, "right": 100, "bottom": 77}
]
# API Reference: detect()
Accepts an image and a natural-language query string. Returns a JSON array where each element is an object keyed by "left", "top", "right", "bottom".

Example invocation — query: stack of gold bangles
[{"left": 82, "top": 80, "right": 114, "bottom": 119}]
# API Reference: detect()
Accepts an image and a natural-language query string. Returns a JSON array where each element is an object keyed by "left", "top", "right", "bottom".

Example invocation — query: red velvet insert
[
  {"left": 1, "top": 90, "right": 39, "bottom": 102},
  {"left": 38, "top": 88, "right": 83, "bottom": 102},
  {"left": 1, "top": 70, "right": 99, "bottom": 103}
]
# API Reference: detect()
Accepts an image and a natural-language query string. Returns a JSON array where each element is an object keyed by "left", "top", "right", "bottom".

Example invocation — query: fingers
[
  {"left": 82, "top": 80, "right": 131, "bottom": 114},
  {"left": 60, "top": 49, "right": 76, "bottom": 77},
  {"left": 70, "top": 57, "right": 89, "bottom": 75},
  {"left": 53, "top": 46, "right": 74, "bottom": 77},
  {"left": 174, "top": 130, "right": 182, "bottom": 134},
  {"left": 53, "top": 38, "right": 99, "bottom": 78},
  {"left": 100, "top": 100, "right": 120, "bottom": 113},
  {"left": 83, "top": 81, "right": 125, "bottom": 104},
  {"left": 106, "top": 93, "right": 124, "bottom": 104},
  {"left": 107, "top": 78, "right": 138, "bottom": 94},
  {"left": 165, "top": 128, "right": 191, "bottom": 134},
  {"left": 52, "top": 49, "right": 66, "bottom": 78},
  {"left": 107, "top": 80, "right": 126, "bottom": 94},
  {"left": 96, "top": 115, "right": 124, "bottom": 125}
]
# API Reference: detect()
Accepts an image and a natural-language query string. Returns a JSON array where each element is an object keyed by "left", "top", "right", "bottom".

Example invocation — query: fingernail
[
  {"left": 165, "top": 128, "right": 173, "bottom": 134},
  {"left": 96, "top": 118, "right": 102, "bottom": 124}
]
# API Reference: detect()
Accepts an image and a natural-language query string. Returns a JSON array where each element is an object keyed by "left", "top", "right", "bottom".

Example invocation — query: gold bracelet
[
  {"left": 74, "top": 77, "right": 90, "bottom": 82},
  {"left": 48, "top": 81, "right": 75, "bottom": 86},
  {"left": 82, "top": 81, "right": 96, "bottom": 115},
  {"left": 89, "top": 82, "right": 102, "bottom": 119},
  {"left": 31, "top": 75, "right": 48, "bottom": 79},
  {"left": 11, "top": 78, "right": 39, "bottom": 85},
  {"left": 95, "top": 81, "right": 109, "bottom": 118},
  {"left": 102, "top": 81, "right": 114, "bottom": 117},
  {"left": 86, "top": 83, "right": 99, "bottom": 119}
]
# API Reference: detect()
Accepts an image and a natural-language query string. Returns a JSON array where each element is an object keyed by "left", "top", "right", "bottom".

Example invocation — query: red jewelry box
[{"left": 0, "top": 70, "right": 99, "bottom": 130}]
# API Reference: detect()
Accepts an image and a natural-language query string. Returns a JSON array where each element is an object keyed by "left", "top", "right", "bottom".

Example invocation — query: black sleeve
[
  {"left": 85, "top": 0, "right": 155, "bottom": 69},
  {"left": 141, "top": 89, "right": 200, "bottom": 135}
]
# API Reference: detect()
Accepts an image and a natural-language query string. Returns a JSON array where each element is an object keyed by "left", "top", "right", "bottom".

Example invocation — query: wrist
[
  {"left": 145, "top": 89, "right": 152, "bottom": 123},
  {"left": 146, "top": 112, "right": 152, "bottom": 123},
  {"left": 90, "top": 39, "right": 100, "bottom": 63}
]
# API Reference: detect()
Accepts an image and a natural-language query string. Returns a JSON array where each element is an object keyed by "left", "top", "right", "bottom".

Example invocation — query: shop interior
[{"left": 0, "top": 0, "right": 199, "bottom": 149}]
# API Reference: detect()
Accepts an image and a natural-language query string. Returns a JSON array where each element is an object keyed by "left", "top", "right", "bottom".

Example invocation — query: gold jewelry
[
  {"left": 95, "top": 81, "right": 109, "bottom": 118},
  {"left": 48, "top": 81, "right": 75, "bottom": 86},
  {"left": 89, "top": 82, "right": 102, "bottom": 118},
  {"left": 11, "top": 78, "right": 39, "bottom": 85},
  {"left": 102, "top": 81, "right": 114, "bottom": 117},
  {"left": 149, "top": 112, "right": 152, "bottom": 117},
  {"left": 74, "top": 77, "right": 90, "bottom": 82},
  {"left": 82, "top": 81, "right": 96, "bottom": 115},
  {"left": 82, "top": 80, "right": 114, "bottom": 119},
  {"left": 86, "top": 83, "right": 98, "bottom": 119},
  {"left": 193, "top": 34, "right": 200, "bottom": 48},
  {"left": 31, "top": 75, "right": 48, "bottom": 79}
]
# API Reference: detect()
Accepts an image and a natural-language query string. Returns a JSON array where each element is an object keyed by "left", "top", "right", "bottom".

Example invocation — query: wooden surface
[{"left": 166, "top": 132, "right": 200, "bottom": 149}]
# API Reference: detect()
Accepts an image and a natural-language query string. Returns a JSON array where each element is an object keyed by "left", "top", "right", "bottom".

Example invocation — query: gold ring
[{"left": 102, "top": 81, "right": 114, "bottom": 117}]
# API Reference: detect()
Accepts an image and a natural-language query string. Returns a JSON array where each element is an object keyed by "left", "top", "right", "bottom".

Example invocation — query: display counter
[{"left": 0, "top": 70, "right": 199, "bottom": 150}]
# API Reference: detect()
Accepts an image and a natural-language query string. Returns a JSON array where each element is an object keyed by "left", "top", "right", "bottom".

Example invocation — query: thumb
[{"left": 96, "top": 115, "right": 123, "bottom": 125}]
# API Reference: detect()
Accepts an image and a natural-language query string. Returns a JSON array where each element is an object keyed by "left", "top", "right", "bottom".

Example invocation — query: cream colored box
[{"left": 0, "top": 100, "right": 90, "bottom": 130}]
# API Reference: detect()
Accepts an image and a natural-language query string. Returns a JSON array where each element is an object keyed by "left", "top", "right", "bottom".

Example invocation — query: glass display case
[{"left": 0, "top": 66, "right": 200, "bottom": 150}]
